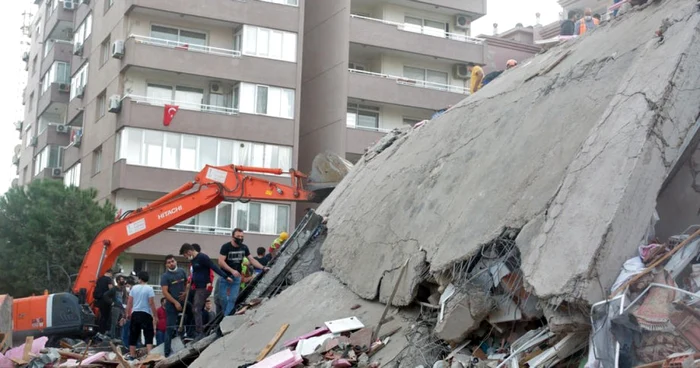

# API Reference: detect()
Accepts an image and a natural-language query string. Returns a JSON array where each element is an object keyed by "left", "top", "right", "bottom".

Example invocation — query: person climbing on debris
[
  {"left": 217, "top": 229, "right": 270, "bottom": 317},
  {"left": 467, "top": 63, "right": 484, "bottom": 94},
  {"left": 482, "top": 60, "right": 517, "bottom": 87},
  {"left": 575, "top": 8, "right": 599, "bottom": 35},
  {"left": 253, "top": 247, "right": 272, "bottom": 273},
  {"left": 179, "top": 243, "right": 231, "bottom": 340},
  {"left": 269, "top": 231, "right": 289, "bottom": 258}
]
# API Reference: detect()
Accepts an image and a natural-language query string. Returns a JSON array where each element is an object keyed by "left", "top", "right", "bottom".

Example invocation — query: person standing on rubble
[
  {"left": 93, "top": 269, "right": 114, "bottom": 335},
  {"left": 125, "top": 271, "right": 158, "bottom": 358},
  {"left": 217, "top": 229, "right": 270, "bottom": 316},
  {"left": 560, "top": 11, "right": 577, "bottom": 36},
  {"left": 110, "top": 275, "right": 127, "bottom": 339},
  {"left": 575, "top": 8, "right": 600, "bottom": 36},
  {"left": 180, "top": 243, "right": 231, "bottom": 340},
  {"left": 159, "top": 255, "right": 187, "bottom": 357},
  {"left": 467, "top": 63, "right": 484, "bottom": 94}
]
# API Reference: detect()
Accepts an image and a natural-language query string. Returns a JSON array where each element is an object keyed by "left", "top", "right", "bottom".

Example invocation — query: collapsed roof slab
[{"left": 317, "top": 0, "right": 700, "bottom": 307}]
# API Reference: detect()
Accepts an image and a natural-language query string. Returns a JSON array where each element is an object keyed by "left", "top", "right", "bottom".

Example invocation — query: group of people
[
  {"left": 561, "top": 8, "right": 602, "bottom": 36},
  {"left": 463, "top": 59, "right": 519, "bottom": 95},
  {"left": 92, "top": 228, "right": 288, "bottom": 359}
]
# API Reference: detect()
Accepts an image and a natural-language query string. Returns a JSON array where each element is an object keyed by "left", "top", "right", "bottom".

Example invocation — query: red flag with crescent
[{"left": 163, "top": 104, "right": 179, "bottom": 126}]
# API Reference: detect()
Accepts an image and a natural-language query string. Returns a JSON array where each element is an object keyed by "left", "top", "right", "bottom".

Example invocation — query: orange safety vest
[{"left": 579, "top": 17, "right": 600, "bottom": 35}]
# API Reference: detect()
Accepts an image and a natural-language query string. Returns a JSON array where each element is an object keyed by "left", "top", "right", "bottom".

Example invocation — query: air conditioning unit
[
  {"left": 81, "top": 0, "right": 90, "bottom": 4},
  {"left": 74, "top": 134, "right": 82, "bottom": 147},
  {"left": 56, "top": 124, "right": 69, "bottom": 133},
  {"left": 209, "top": 82, "right": 222, "bottom": 94},
  {"left": 76, "top": 86, "right": 85, "bottom": 98},
  {"left": 22, "top": 52, "right": 29, "bottom": 62},
  {"left": 14, "top": 121, "right": 23, "bottom": 131},
  {"left": 112, "top": 40, "right": 125, "bottom": 59},
  {"left": 453, "top": 64, "right": 470, "bottom": 80},
  {"left": 455, "top": 14, "right": 472, "bottom": 30},
  {"left": 73, "top": 42, "right": 83, "bottom": 56},
  {"left": 30, "top": 137, "right": 38, "bottom": 147},
  {"left": 58, "top": 83, "right": 70, "bottom": 92},
  {"left": 108, "top": 95, "right": 121, "bottom": 113},
  {"left": 63, "top": 1, "right": 75, "bottom": 10},
  {"left": 51, "top": 168, "right": 63, "bottom": 177}
]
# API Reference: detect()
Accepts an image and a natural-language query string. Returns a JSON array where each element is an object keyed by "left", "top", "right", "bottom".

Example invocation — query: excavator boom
[{"left": 73, "top": 164, "right": 321, "bottom": 304}]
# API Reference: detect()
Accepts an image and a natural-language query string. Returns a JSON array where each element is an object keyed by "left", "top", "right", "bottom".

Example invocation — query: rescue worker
[
  {"left": 268, "top": 232, "right": 289, "bottom": 258},
  {"left": 574, "top": 8, "right": 599, "bottom": 36},
  {"left": 506, "top": 59, "right": 518, "bottom": 70},
  {"left": 467, "top": 63, "right": 484, "bottom": 94},
  {"left": 240, "top": 258, "right": 255, "bottom": 290}
]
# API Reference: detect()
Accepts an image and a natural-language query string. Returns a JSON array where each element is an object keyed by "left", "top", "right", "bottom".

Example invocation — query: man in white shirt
[{"left": 125, "top": 271, "right": 158, "bottom": 358}]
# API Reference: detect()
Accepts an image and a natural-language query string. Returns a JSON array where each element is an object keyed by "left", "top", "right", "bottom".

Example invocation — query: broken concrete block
[
  {"left": 219, "top": 315, "right": 246, "bottom": 335},
  {"left": 434, "top": 286, "right": 494, "bottom": 344},
  {"left": 543, "top": 305, "right": 590, "bottom": 334},
  {"left": 349, "top": 328, "right": 373, "bottom": 351}
]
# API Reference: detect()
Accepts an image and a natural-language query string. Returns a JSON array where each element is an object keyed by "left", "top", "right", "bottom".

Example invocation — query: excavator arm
[{"left": 73, "top": 164, "right": 318, "bottom": 305}]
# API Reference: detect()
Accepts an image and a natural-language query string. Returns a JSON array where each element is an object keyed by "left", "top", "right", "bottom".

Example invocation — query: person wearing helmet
[
  {"left": 269, "top": 231, "right": 289, "bottom": 257},
  {"left": 506, "top": 59, "right": 518, "bottom": 69}
]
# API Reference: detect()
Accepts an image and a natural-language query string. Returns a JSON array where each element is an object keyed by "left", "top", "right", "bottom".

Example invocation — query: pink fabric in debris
[
  {"left": 250, "top": 349, "right": 302, "bottom": 368},
  {"left": 283, "top": 327, "right": 330, "bottom": 348},
  {"left": 0, "top": 336, "right": 49, "bottom": 368}
]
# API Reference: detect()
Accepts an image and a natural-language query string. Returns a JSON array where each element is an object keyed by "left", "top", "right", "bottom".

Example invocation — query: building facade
[{"left": 16, "top": 0, "right": 305, "bottom": 282}]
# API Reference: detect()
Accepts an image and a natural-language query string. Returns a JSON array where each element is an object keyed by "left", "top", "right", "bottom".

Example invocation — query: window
[
  {"left": 39, "top": 113, "right": 61, "bottom": 134},
  {"left": 348, "top": 62, "right": 366, "bottom": 71},
  {"left": 25, "top": 124, "right": 34, "bottom": 149},
  {"left": 238, "top": 25, "right": 297, "bottom": 62},
  {"left": 403, "top": 66, "right": 449, "bottom": 90},
  {"left": 31, "top": 56, "right": 37, "bottom": 76},
  {"left": 116, "top": 128, "right": 293, "bottom": 172},
  {"left": 235, "top": 202, "right": 290, "bottom": 234},
  {"left": 238, "top": 83, "right": 295, "bottom": 119},
  {"left": 403, "top": 118, "right": 422, "bottom": 126},
  {"left": 145, "top": 83, "right": 204, "bottom": 110},
  {"left": 63, "top": 163, "right": 81, "bottom": 187},
  {"left": 100, "top": 35, "right": 111, "bottom": 66},
  {"left": 347, "top": 103, "right": 380, "bottom": 130},
  {"left": 259, "top": 0, "right": 298, "bottom": 5},
  {"left": 70, "top": 63, "right": 89, "bottom": 100},
  {"left": 96, "top": 92, "right": 106, "bottom": 119},
  {"left": 92, "top": 146, "right": 102, "bottom": 175},
  {"left": 42, "top": 62, "right": 70, "bottom": 95},
  {"left": 28, "top": 93, "right": 34, "bottom": 112},
  {"left": 404, "top": 16, "right": 446, "bottom": 38},
  {"left": 134, "top": 260, "right": 165, "bottom": 286},
  {"left": 104, "top": 0, "right": 114, "bottom": 13},
  {"left": 34, "top": 145, "right": 61, "bottom": 176},
  {"left": 73, "top": 14, "right": 93, "bottom": 50},
  {"left": 150, "top": 25, "right": 206, "bottom": 51}
]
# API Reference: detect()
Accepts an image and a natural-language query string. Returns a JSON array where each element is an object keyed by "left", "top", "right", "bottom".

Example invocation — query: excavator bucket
[{"left": 306, "top": 152, "right": 353, "bottom": 202}]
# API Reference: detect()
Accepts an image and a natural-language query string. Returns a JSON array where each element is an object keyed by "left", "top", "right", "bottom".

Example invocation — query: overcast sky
[{"left": 0, "top": 0, "right": 563, "bottom": 196}]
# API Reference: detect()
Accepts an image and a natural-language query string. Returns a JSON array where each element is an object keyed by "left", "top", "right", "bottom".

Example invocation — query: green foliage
[{"left": 0, "top": 180, "right": 116, "bottom": 296}]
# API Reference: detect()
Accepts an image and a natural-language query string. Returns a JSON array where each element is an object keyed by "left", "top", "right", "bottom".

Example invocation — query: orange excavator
[{"left": 11, "top": 157, "right": 351, "bottom": 344}]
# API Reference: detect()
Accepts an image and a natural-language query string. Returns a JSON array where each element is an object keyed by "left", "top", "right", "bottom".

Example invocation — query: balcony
[
  {"left": 349, "top": 15, "right": 485, "bottom": 64},
  {"left": 36, "top": 125, "right": 71, "bottom": 152},
  {"left": 117, "top": 95, "right": 296, "bottom": 146},
  {"left": 41, "top": 41, "right": 72, "bottom": 76},
  {"left": 62, "top": 144, "right": 81, "bottom": 171},
  {"left": 425, "top": 0, "right": 486, "bottom": 15},
  {"left": 346, "top": 126, "right": 389, "bottom": 155},
  {"left": 44, "top": 4, "right": 73, "bottom": 42},
  {"left": 347, "top": 69, "right": 468, "bottom": 111},
  {"left": 38, "top": 83, "right": 70, "bottom": 116},
  {"left": 124, "top": 0, "right": 300, "bottom": 32},
  {"left": 122, "top": 35, "right": 297, "bottom": 89}
]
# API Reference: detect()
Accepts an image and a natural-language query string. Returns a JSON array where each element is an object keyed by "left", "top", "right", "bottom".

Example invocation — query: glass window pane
[
  {"left": 282, "top": 89, "right": 294, "bottom": 118},
  {"left": 146, "top": 84, "right": 173, "bottom": 105},
  {"left": 403, "top": 16, "right": 423, "bottom": 33},
  {"left": 257, "top": 28, "right": 270, "bottom": 56},
  {"left": 358, "top": 112, "right": 379, "bottom": 129},
  {"left": 267, "top": 87, "right": 281, "bottom": 117},
  {"left": 264, "top": 145, "right": 279, "bottom": 168},
  {"left": 235, "top": 202, "right": 248, "bottom": 230},
  {"left": 403, "top": 66, "right": 425, "bottom": 81},
  {"left": 197, "top": 136, "right": 218, "bottom": 167},
  {"left": 243, "top": 25, "right": 257, "bottom": 55},
  {"left": 346, "top": 112, "right": 357, "bottom": 127},
  {"left": 198, "top": 208, "right": 216, "bottom": 230},
  {"left": 260, "top": 204, "right": 276, "bottom": 234},
  {"left": 282, "top": 32, "right": 296, "bottom": 62},
  {"left": 217, "top": 203, "right": 233, "bottom": 230},
  {"left": 427, "top": 70, "right": 448, "bottom": 88},
  {"left": 144, "top": 130, "right": 164, "bottom": 167},
  {"left": 126, "top": 128, "right": 142, "bottom": 164},
  {"left": 150, "top": 25, "right": 179, "bottom": 43},
  {"left": 179, "top": 30, "right": 206, "bottom": 46},
  {"left": 278, "top": 146, "right": 292, "bottom": 171},
  {"left": 248, "top": 203, "right": 261, "bottom": 232},
  {"left": 256, "top": 86, "right": 268, "bottom": 114},
  {"left": 175, "top": 86, "right": 204, "bottom": 111},
  {"left": 234, "top": 141, "right": 250, "bottom": 166},
  {"left": 276, "top": 205, "right": 289, "bottom": 233},
  {"left": 181, "top": 135, "right": 197, "bottom": 171},
  {"left": 251, "top": 144, "right": 264, "bottom": 167},
  {"left": 269, "top": 31, "right": 282, "bottom": 59},
  {"left": 218, "top": 140, "right": 233, "bottom": 166},
  {"left": 163, "top": 132, "right": 180, "bottom": 169}
]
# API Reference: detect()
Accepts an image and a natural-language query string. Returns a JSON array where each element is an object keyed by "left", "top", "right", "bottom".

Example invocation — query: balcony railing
[
  {"left": 349, "top": 68, "right": 470, "bottom": 95},
  {"left": 125, "top": 94, "right": 240, "bottom": 115},
  {"left": 129, "top": 34, "right": 243, "bottom": 58},
  {"left": 346, "top": 123, "right": 393, "bottom": 134},
  {"left": 350, "top": 14, "right": 485, "bottom": 45}
]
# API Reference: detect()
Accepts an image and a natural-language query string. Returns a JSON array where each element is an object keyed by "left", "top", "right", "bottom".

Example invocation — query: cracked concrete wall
[
  {"left": 657, "top": 139, "right": 700, "bottom": 240},
  {"left": 318, "top": 0, "right": 700, "bottom": 307}
]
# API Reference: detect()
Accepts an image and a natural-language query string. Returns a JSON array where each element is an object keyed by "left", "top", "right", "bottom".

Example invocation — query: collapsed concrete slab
[
  {"left": 318, "top": 0, "right": 700, "bottom": 308},
  {"left": 190, "top": 272, "right": 417, "bottom": 368}
]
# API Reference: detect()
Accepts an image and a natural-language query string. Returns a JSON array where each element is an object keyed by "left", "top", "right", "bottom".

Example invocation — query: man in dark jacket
[
  {"left": 93, "top": 269, "right": 114, "bottom": 335},
  {"left": 560, "top": 11, "right": 577, "bottom": 36}
]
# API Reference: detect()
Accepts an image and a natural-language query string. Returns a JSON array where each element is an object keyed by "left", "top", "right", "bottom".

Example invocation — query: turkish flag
[{"left": 163, "top": 104, "right": 179, "bottom": 126}]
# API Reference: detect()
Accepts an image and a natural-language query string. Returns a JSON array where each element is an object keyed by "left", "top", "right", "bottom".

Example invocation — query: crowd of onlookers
[{"left": 91, "top": 228, "right": 288, "bottom": 359}]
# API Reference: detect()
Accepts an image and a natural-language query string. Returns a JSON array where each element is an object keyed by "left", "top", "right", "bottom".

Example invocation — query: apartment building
[
  {"left": 299, "top": 0, "right": 487, "bottom": 170},
  {"left": 16, "top": 0, "right": 305, "bottom": 282}
]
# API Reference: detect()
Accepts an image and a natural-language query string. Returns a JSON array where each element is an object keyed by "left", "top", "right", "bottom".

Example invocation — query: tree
[{"left": 0, "top": 180, "right": 116, "bottom": 297}]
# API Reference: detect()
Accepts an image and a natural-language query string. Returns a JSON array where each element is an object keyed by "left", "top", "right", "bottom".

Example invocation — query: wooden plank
[
  {"left": 22, "top": 336, "right": 34, "bottom": 362},
  {"left": 110, "top": 342, "right": 130, "bottom": 368},
  {"left": 256, "top": 323, "right": 290, "bottom": 362},
  {"left": 76, "top": 339, "right": 93, "bottom": 368},
  {"left": 373, "top": 259, "right": 409, "bottom": 341}
]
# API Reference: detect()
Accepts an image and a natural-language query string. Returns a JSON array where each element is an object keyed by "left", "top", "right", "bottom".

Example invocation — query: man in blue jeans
[
  {"left": 217, "top": 228, "right": 270, "bottom": 316},
  {"left": 159, "top": 255, "right": 187, "bottom": 357}
]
